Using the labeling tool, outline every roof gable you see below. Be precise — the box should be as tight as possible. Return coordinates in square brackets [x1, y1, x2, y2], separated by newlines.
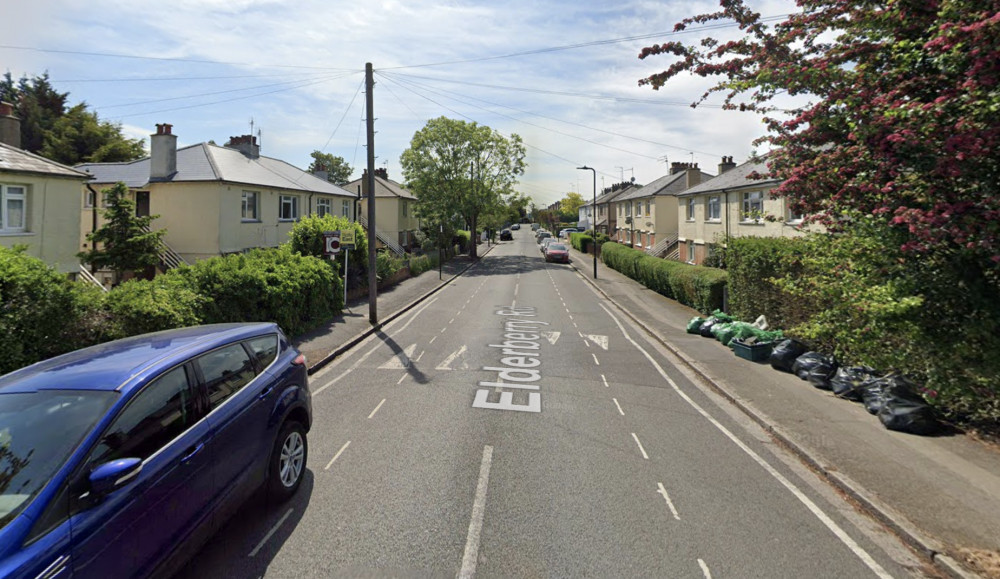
[0, 142, 91, 180]
[680, 157, 781, 196]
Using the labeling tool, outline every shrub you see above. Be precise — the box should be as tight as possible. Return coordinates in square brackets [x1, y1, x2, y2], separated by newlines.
[409, 253, 439, 276]
[375, 251, 405, 282]
[169, 246, 342, 336]
[288, 214, 367, 290]
[0, 246, 100, 374]
[724, 236, 813, 330]
[600, 242, 728, 313]
[455, 230, 472, 253]
[102, 276, 206, 339]
[569, 232, 593, 253]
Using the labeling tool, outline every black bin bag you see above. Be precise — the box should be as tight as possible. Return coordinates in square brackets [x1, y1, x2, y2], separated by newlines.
[792, 352, 829, 381]
[807, 358, 839, 390]
[878, 379, 939, 435]
[830, 366, 879, 401]
[769, 339, 808, 373]
[699, 318, 719, 338]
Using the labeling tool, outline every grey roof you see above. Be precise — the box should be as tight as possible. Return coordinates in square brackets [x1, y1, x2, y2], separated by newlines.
[0, 142, 91, 180]
[77, 143, 354, 198]
[591, 184, 640, 206]
[679, 157, 781, 196]
[344, 175, 417, 200]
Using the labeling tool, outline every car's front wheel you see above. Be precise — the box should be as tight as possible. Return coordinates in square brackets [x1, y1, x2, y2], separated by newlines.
[267, 420, 307, 502]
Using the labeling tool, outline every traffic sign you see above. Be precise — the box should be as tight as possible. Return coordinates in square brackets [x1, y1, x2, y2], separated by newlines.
[323, 230, 341, 255]
[340, 229, 356, 249]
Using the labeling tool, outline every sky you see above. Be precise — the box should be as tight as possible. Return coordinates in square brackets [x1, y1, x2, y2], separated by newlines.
[2, 0, 795, 207]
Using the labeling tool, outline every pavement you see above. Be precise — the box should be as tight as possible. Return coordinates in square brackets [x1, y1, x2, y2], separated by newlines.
[293, 241, 1000, 579]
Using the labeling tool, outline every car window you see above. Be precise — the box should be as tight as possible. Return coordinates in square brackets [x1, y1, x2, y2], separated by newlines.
[87, 366, 195, 466]
[245, 335, 278, 369]
[198, 344, 256, 409]
[0, 391, 116, 532]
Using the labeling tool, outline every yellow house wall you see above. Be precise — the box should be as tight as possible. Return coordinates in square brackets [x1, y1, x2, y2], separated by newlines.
[1, 173, 83, 273]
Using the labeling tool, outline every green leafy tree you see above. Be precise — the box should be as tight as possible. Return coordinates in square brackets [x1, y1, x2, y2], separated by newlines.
[560, 192, 586, 219]
[400, 117, 526, 259]
[0, 73, 144, 164]
[78, 182, 166, 286]
[308, 151, 353, 185]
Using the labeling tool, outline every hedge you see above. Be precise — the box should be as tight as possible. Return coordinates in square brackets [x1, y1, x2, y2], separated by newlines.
[102, 276, 206, 340]
[723, 236, 814, 330]
[169, 246, 342, 336]
[600, 242, 727, 313]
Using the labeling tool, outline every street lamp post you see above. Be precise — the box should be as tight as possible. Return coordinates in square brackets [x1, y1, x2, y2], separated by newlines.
[576, 166, 597, 279]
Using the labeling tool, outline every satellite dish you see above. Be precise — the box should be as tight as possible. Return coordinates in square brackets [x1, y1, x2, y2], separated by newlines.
[630, 177, 636, 183]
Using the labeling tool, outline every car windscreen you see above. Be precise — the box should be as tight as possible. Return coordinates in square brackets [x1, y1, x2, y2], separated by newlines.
[548, 244, 568, 251]
[0, 390, 118, 530]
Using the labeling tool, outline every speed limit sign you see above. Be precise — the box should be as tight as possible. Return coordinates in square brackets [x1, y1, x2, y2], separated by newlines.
[323, 230, 341, 255]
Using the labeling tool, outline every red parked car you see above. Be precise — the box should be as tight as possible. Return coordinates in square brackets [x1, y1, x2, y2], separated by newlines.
[545, 242, 570, 263]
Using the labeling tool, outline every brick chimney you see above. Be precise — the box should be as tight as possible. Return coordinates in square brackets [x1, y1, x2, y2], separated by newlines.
[226, 134, 260, 159]
[0, 102, 20, 148]
[150, 123, 177, 180]
[718, 156, 736, 174]
[374, 167, 388, 180]
[685, 163, 702, 189]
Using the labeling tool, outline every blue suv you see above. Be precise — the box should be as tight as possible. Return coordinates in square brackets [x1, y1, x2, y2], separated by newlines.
[0, 323, 311, 579]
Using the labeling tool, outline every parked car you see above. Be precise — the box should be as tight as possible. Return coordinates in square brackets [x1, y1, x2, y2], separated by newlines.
[510, 223, 520, 230]
[545, 242, 571, 263]
[0, 323, 311, 579]
[500, 229, 513, 241]
[540, 237, 559, 254]
[535, 230, 551, 242]
[530, 223, 539, 231]
[559, 228, 579, 238]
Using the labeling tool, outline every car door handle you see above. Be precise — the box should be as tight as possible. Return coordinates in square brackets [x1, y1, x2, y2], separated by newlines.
[258, 385, 274, 400]
[180, 442, 205, 464]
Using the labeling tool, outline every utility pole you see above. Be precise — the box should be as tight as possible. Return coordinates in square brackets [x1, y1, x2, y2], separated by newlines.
[365, 63, 377, 326]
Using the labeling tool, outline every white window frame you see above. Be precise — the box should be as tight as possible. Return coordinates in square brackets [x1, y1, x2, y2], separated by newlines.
[786, 199, 803, 223]
[687, 242, 695, 263]
[316, 197, 332, 217]
[645, 200, 651, 215]
[279, 195, 299, 221]
[84, 189, 95, 208]
[706, 195, 721, 221]
[341, 200, 351, 218]
[1, 184, 27, 232]
[241, 191, 259, 221]
[686, 198, 696, 221]
[741, 191, 764, 223]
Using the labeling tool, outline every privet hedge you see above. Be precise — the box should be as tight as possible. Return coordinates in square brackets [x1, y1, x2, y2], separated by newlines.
[600, 242, 727, 313]
[723, 236, 814, 330]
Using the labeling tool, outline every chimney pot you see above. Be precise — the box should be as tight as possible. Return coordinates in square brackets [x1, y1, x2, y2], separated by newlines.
[0, 101, 20, 147]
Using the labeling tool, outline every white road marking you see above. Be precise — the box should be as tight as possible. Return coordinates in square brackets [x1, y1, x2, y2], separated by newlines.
[613, 398, 625, 415]
[584, 340, 591, 348]
[698, 559, 712, 578]
[568, 314, 574, 320]
[416, 350, 425, 362]
[631, 432, 649, 459]
[248, 508, 293, 558]
[429, 336, 437, 344]
[368, 399, 386, 419]
[540, 331, 560, 345]
[592, 353, 600, 366]
[585, 334, 609, 350]
[598, 303, 894, 579]
[450, 318, 455, 324]
[459, 446, 494, 579]
[396, 373, 407, 385]
[440, 327, 447, 333]
[657, 482, 681, 521]
[573, 322, 578, 328]
[436, 345, 467, 370]
[313, 297, 439, 395]
[324, 441, 351, 471]
[601, 374, 610, 388]
[378, 343, 416, 369]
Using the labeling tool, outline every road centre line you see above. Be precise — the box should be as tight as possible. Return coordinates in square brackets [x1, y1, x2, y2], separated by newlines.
[396, 374, 406, 385]
[416, 350, 425, 362]
[698, 559, 712, 578]
[459, 445, 494, 579]
[313, 297, 440, 395]
[368, 399, 386, 418]
[601, 374, 610, 388]
[613, 398, 625, 415]
[657, 482, 681, 521]
[631, 432, 650, 459]
[441, 327, 447, 333]
[584, 340, 590, 348]
[248, 508, 293, 558]
[592, 353, 600, 365]
[430, 336, 437, 344]
[324, 441, 351, 470]
[597, 303, 893, 579]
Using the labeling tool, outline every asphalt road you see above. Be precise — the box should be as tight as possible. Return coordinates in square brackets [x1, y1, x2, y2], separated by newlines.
[176, 230, 932, 578]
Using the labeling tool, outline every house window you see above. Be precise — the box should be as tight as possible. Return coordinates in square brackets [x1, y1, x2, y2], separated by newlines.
[316, 198, 332, 217]
[84, 189, 95, 208]
[645, 200, 651, 215]
[101, 190, 114, 207]
[279, 195, 299, 221]
[341, 200, 351, 218]
[402, 201, 408, 217]
[742, 191, 764, 222]
[687, 242, 695, 263]
[706, 195, 721, 221]
[241, 191, 259, 221]
[1, 184, 26, 232]
[686, 198, 696, 221]
[787, 199, 803, 223]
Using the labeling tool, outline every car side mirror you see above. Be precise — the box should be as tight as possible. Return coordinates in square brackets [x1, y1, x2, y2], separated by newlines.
[89, 458, 143, 496]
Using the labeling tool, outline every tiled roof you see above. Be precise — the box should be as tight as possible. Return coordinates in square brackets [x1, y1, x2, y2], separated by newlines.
[77, 143, 355, 197]
[343, 175, 417, 200]
[0, 142, 91, 179]
[679, 157, 780, 196]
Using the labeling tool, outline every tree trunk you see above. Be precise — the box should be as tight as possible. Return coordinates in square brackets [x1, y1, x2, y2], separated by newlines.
[469, 214, 479, 260]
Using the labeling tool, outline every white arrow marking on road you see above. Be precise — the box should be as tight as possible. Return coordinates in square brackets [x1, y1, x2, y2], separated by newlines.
[378, 344, 416, 369]
[540, 331, 561, 345]
[436, 345, 467, 370]
[586, 335, 609, 350]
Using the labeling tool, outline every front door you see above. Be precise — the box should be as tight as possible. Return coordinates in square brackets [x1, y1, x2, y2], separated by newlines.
[135, 191, 150, 217]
